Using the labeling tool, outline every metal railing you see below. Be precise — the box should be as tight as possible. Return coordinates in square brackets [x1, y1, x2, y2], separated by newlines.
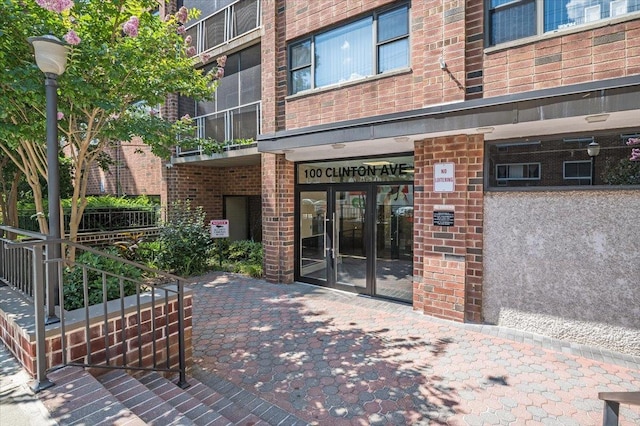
[175, 102, 261, 157]
[185, 0, 261, 56]
[0, 226, 188, 391]
[17, 207, 161, 233]
[598, 391, 640, 426]
[0, 227, 49, 300]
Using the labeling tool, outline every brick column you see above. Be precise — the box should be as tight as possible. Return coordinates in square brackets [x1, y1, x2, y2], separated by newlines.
[413, 135, 484, 322]
[262, 153, 294, 283]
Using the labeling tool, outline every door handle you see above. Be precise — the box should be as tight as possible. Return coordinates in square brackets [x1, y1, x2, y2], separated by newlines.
[332, 212, 337, 260]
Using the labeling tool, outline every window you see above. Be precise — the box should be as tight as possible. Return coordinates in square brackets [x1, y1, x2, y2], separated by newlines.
[487, 0, 640, 45]
[288, 4, 409, 94]
[496, 163, 541, 181]
[564, 161, 592, 185]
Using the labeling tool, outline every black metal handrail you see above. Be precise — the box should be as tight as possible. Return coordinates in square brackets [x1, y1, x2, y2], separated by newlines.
[598, 391, 640, 426]
[16, 207, 161, 233]
[0, 227, 50, 299]
[0, 225, 188, 391]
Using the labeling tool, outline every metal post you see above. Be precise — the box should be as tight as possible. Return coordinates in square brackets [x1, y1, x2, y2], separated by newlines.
[32, 244, 54, 392]
[45, 74, 60, 325]
[176, 279, 188, 388]
[603, 400, 619, 426]
[591, 156, 596, 186]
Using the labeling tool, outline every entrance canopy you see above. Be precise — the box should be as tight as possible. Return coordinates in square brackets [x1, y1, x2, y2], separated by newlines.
[258, 75, 640, 162]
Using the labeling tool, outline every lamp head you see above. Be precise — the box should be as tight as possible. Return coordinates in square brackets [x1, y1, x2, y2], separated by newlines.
[587, 141, 601, 157]
[28, 35, 69, 76]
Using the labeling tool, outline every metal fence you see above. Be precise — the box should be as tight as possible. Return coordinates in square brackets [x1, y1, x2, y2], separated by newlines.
[0, 225, 188, 391]
[17, 207, 161, 233]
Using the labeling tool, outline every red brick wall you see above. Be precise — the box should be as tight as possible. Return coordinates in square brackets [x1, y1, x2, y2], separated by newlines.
[464, 0, 484, 99]
[0, 292, 192, 378]
[86, 141, 163, 197]
[261, 0, 284, 134]
[166, 163, 261, 222]
[413, 135, 484, 322]
[484, 20, 640, 97]
[262, 0, 467, 133]
[261, 153, 295, 283]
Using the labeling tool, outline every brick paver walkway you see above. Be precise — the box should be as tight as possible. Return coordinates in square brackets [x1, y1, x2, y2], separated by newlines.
[189, 273, 640, 425]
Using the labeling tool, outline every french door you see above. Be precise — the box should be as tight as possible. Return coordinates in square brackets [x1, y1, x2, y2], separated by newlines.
[298, 184, 413, 301]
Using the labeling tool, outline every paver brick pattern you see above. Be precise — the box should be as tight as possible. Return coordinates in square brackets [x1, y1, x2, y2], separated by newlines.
[190, 273, 640, 425]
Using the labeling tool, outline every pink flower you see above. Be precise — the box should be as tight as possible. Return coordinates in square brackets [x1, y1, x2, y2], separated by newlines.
[199, 52, 211, 64]
[627, 137, 640, 146]
[181, 114, 191, 121]
[57, 111, 64, 120]
[216, 55, 227, 68]
[215, 67, 224, 79]
[177, 25, 186, 35]
[184, 35, 192, 45]
[122, 16, 139, 37]
[186, 46, 196, 56]
[176, 6, 189, 24]
[36, 0, 73, 13]
[631, 148, 640, 161]
[63, 30, 81, 45]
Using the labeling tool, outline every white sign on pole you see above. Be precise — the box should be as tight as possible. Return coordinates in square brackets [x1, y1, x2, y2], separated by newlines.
[434, 162, 455, 192]
[210, 219, 230, 238]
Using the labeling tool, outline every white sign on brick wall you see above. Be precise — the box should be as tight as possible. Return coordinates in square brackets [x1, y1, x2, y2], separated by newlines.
[434, 162, 455, 192]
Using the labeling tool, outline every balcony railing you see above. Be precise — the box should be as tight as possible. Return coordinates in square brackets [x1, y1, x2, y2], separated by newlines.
[176, 101, 261, 157]
[186, 0, 261, 56]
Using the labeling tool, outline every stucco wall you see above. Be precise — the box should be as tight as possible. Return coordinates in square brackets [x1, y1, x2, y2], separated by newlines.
[484, 190, 640, 355]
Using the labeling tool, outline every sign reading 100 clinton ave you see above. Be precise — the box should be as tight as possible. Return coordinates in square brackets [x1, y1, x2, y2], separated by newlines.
[298, 156, 414, 184]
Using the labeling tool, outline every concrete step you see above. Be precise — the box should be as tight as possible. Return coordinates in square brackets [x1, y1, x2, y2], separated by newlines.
[39, 366, 146, 425]
[97, 370, 195, 425]
[191, 365, 308, 426]
[138, 371, 269, 425]
[138, 372, 235, 425]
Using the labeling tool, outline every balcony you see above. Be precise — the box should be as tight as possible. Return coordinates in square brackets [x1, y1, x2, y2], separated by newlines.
[174, 101, 261, 166]
[185, 0, 261, 56]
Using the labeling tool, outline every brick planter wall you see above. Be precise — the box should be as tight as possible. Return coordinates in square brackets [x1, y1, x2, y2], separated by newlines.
[0, 287, 192, 378]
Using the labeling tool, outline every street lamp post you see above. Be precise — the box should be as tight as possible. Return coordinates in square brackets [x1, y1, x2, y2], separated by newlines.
[29, 35, 69, 324]
[587, 141, 601, 186]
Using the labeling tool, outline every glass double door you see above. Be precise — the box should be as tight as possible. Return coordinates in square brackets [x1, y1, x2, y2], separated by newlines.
[298, 184, 413, 302]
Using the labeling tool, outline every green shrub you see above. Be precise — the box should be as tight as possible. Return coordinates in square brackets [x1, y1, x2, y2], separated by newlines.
[136, 240, 162, 267]
[214, 240, 263, 278]
[18, 194, 159, 212]
[602, 158, 640, 185]
[63, 249, 142, 311]
[156, 200, 213, 276]
[227, 240, 263, 263]
[112, 232, 145, 261]
[233, 263, 263, 278]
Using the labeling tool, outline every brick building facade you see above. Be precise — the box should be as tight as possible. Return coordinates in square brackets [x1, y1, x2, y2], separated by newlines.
[85, 141, 163, 197]
[106, 1, 639, 354]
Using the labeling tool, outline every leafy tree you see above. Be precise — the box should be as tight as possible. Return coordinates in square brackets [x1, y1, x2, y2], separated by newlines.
[0, 152, 22, 227]
[0, 0, 221, 256]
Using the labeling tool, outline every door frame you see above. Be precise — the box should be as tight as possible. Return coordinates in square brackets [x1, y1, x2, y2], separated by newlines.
[330, 184, 373, 294]
[295, 183, 377, 296]
[294, 154, 415, 301]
